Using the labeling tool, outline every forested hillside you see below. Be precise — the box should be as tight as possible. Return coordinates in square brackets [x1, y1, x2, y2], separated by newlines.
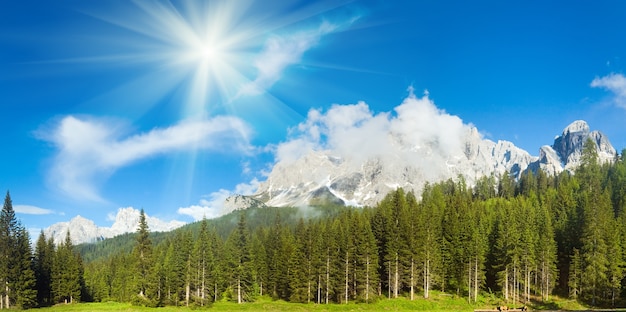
[3, 138, 626, 309]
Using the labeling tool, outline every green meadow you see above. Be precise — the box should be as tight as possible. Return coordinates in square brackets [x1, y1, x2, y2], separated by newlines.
[35, 294, 592, 312]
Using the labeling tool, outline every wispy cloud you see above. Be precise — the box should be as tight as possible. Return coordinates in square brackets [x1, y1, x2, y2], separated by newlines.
[39, 115, 253, 202]
[238, 18, 358, 97]
[177, 178, 260, 220]
[591, 73, 626, 109]
[14, 205, 55, 215]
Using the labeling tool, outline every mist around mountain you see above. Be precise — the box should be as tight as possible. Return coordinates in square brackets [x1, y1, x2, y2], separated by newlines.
[234, 94, 617, 212]
[45, 93, 618, 240]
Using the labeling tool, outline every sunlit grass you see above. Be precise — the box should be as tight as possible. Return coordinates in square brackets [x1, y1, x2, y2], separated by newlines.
[36, 295, 480, 312]
[32, 294, 602, 311]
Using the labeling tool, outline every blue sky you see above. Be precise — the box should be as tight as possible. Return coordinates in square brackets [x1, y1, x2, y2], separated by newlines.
[2, 0, 626, 232]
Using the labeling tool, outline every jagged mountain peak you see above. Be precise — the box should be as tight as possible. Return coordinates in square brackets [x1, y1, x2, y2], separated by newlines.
[550, 120, 616, 171]
[44, 207, 185, 245]
[245, 119, 617, 210]
[563, 120, 589, 134]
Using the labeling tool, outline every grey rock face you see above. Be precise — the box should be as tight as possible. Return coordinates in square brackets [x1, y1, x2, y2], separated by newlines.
[249, 120, 617, 209]
[536, 120, 616, 174]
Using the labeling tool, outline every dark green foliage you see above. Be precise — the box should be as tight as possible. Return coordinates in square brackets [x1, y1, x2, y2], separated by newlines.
[52, 231, 84, 304]
[0, 191, 37, 309]
[132, 209, 157, 306]
[70, 148, 626, 307]
[35, 232, 54, 306]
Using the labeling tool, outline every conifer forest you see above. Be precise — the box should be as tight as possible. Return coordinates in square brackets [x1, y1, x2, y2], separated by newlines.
[3, 139, 626, 309]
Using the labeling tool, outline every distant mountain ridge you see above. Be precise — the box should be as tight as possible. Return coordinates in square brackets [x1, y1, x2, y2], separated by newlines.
[44, 207, 185, 245]
[45, 119, 617, 242]
[223, 120, 616, 212]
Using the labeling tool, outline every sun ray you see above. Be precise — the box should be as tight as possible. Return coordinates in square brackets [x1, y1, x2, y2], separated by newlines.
[49, 0, 365, 204]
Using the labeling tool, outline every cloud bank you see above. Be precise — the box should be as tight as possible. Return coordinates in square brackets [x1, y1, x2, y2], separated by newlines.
[591, 73, 626, 109]
[274, 90, 471, 176]
[40, 115, 253, 202]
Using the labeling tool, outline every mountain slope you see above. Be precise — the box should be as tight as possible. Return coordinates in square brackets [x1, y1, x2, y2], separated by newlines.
[248, 119, 616, 209]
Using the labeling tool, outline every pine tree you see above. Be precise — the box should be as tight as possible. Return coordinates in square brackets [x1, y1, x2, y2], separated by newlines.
[0, 191, 19, 309]
[34, 232, 54, 306]
[52, 231, 83, 304]
[13, 227, 36, 309]
[419, 184, 444, 299]
[133, 209, 154, 304]
[231, 212, 251, 304]
[289, 219, 315, 303]
[353, 211, 379, 302]
[535, 197, 558, 301]
[191, 217, 212, 306]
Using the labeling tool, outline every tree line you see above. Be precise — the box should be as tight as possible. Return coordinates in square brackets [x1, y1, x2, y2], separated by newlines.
[3, 138, 626, 309]
[0, 191, 84, 309]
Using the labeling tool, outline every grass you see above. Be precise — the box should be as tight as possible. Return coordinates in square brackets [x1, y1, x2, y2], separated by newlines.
[32, 294, 603, 311]
[36, 295, 480, 312]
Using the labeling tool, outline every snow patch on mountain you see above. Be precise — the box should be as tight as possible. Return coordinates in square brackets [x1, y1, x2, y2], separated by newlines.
[249, 96, 617, 209]
[44, 207, 185, 245]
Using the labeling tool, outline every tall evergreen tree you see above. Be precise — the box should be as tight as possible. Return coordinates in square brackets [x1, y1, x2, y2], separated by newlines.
[52, 231, 83, 304]
[230, 212, 251, 304]
[34, 232, 54, 306]
[13, 228, 36, 309]
[133, 209, 155, 305]
[0, 191, 19, 309]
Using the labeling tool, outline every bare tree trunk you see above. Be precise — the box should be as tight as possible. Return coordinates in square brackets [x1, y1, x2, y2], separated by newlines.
[366, 255, 370, 302]
[424, 256, 430, 299]
[513, 264, 517, 305]
[345, 251, 349, 304]
[410, 257, 414, 301]
[505, 267, 509, 302]
[307, 279, 311, 304]
[237, 277, 242, 304]
[394, 253, 399, 298]
[388, 262, 391, 299]
[474, 257, 478, 303]
[468, 259, 472, 304]
[201, 265, 205, 306]
[317, 274, 321, 304]
[326, 251, 330, 304]
[186, 282, 190, 306]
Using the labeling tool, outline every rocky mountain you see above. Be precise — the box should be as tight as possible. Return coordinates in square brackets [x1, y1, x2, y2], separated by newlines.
[244, 120, 616, 208]
[44, 207, 185, 245]
[222, 194, 267, 213]
[535, 120, 616, 173]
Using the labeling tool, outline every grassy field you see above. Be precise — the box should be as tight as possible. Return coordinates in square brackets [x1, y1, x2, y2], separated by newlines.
[35, 294, 592, 311]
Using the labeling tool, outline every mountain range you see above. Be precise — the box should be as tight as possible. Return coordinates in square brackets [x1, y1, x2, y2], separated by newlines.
[244, 119, 616, 210]
[44, 117, 617, 245]
[44, 207, 185, 245]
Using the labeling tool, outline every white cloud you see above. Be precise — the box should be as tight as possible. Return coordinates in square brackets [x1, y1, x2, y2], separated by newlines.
[591, 73, 626, 108]
[177, 178, 260, 221]
[271, 90, 474, 179]
[238, 19, 354, 97]
[40, 115, 253, 202]
[14, 205, 54, 215]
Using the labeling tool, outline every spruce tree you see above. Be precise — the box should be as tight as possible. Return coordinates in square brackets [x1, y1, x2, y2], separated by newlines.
[14, 227, 36, 309]
[34, 231, 54, 306]
[52, 231, 83, 304]
[133, 209, 154, 303]
[191, 217, 212, 306]
[0, 191, 19, 308]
